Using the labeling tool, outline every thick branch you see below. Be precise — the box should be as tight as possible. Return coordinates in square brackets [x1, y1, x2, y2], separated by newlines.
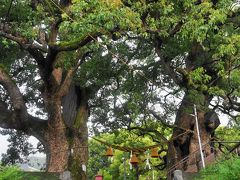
[50, 34, 98, 52]
[49, 18, 62, 44]
[0, 100, 47, 145]
[0, 102, 47, 132]
[0, 66, 47, 141]
[0, 68, 26, 114]
[28, 115, 48, 143]
[0, 29, 47, 53]
[56, 50, 91, 96]
[0, 101, 13, 129]
[27, 48, 46, 70]
[56, 68, 74, 97]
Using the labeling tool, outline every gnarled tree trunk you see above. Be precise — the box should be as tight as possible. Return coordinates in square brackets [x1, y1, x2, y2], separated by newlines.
[26, 47, 91, 179]
[38, 84, 89, 180]
[0, 0, 94, 176]
[167, 92, 219, 179]
[45, 97, 69, 172]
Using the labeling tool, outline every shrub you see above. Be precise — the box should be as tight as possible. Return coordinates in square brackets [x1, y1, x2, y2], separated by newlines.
[195, 156, 240, 180]
[0, 166, 23, 180]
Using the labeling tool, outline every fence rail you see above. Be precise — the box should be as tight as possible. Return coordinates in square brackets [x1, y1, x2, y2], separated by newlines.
[167, 140, 240, 177]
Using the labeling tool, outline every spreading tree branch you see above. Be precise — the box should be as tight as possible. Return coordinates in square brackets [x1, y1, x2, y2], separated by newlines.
[128, 126, 168, 143]
[0, 29, 48, 53]
[50, 33, 99, 52]
[0, 67, 47, 130]
[0, 100, 47, 146]
[0, 67, 47, 144]
[0, 67, 27, 116]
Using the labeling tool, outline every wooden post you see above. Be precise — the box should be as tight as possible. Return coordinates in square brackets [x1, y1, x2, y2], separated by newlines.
[194, 104, 205, 168]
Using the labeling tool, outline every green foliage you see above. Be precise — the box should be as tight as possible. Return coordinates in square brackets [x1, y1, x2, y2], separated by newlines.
[215, 126, 240, 148]
[230, 69, 240, 88]
[216, 126, 240, 140]
[0, 41, 25, 72]
[59, 0, 141, 42]
[88, 130, 167, 179]
[76, 48, 113, 87]
[190, 67, 212, 85]
[195, 156, 240, 180]
[180, 1, 229, 43]
[0, 166, 23, 180]
[0, 0, 40, 39]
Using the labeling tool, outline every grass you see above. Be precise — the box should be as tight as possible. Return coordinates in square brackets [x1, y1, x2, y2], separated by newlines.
[0, 166, 59, 180]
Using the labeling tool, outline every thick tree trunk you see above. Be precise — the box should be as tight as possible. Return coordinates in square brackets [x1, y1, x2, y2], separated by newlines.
[67, 87, 89, 180]
[46, 127, 69, 172]
[69, 104, 89, 180]
[44, 86, 89, 179]
[167, 92, 216, 179]
[0, 21, 92, 177]
[45, 98, 69, 172]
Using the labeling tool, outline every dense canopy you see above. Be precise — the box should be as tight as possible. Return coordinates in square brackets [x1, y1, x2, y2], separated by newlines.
[0, 0, 240, 179]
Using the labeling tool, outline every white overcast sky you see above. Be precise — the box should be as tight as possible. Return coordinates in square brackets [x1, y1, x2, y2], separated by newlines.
[0, 131, 45, 159]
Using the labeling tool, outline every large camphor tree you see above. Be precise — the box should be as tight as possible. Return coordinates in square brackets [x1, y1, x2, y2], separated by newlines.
[91, 0, 240, 178]
[0, 0, 141, 179]
[119, 0, 240, 177]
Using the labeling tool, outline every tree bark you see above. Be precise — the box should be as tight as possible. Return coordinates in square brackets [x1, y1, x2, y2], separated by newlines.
[45, 97, 69, 172]
[64, 86, 89, 180]
[167, 92, 215, 179]
[42, 85, 89, 179]
[69, 104, 89, 180]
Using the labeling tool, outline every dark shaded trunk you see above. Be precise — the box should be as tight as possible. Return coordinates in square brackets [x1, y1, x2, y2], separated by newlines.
[135, 165, 139, 180]
[167, 92, 218, 179]
[68, 104, 88, 180]
[62, 85, 89, 180]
